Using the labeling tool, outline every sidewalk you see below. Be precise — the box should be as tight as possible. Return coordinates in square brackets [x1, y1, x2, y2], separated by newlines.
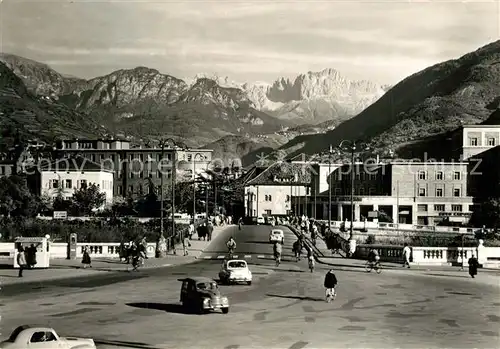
[0, 225, 230, 286]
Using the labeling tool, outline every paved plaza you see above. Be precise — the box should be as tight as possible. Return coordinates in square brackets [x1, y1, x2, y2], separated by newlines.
[1, 225, 499, 348]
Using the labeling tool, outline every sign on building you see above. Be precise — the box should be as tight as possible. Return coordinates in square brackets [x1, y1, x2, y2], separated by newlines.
[53, 211, 67, 219]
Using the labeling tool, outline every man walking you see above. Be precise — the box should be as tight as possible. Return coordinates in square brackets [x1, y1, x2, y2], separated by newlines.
[468, 253, 479, 278]
[402, 243, 411, 268]
[207, 222, 214, 241]
[17, 246, 27, 277]
[183, 235, 191, 256]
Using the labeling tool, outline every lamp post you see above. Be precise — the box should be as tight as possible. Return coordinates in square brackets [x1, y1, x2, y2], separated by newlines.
[327, 145, 334, 231]
[192, 153, 203, 221]
[338, 140, 369, 242]
[155, 138, 188, 258]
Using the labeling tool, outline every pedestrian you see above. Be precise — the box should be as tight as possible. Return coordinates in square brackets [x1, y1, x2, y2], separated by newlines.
[140, 237, 148, 259]
[468, 253, 479, 278]
[16, 246, 27, 278]
[207, 222, 214, 241]
[402, 243, 411, 268]
[82, 245, 92, 269]
[183, 235, 191, 256]
[188, 221, 195, 239]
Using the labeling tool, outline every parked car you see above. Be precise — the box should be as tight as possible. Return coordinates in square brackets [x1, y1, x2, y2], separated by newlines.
[178, 277, 230, 314]
[0, 325, 96, 348]
[269, 229, 285, 244]
[219, 259, 252, 285]
[257, 216, 265, 225]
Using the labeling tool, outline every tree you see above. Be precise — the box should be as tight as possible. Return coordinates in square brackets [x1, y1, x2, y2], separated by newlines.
[470, 198, 500, 230]
[71, 183, 106, 216]
[0, 175, 40, 217]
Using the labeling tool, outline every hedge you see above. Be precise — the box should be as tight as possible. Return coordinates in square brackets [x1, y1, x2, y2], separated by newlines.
[0, 217, 188, 244]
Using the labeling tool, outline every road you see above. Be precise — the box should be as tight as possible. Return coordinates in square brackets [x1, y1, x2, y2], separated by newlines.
[1, 225, 499, 348]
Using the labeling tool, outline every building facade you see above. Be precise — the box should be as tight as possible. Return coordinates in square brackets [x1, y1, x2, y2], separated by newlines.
[55, 139, 213, 198]
[37, 157, 114, 207]
[303, 161, 474, 225]
[452, 125, 500, 160]
[244, 161, 312, 217]
[468, 145, 500, 201]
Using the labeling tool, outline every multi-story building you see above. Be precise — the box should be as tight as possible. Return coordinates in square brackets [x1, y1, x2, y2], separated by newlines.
[0, 160, 14, 178]
[35, 157, 114, 208]
[244, 161, 312, 217]
[451, 125, 500, 160]
[468, 145, 500, 201]
[306, 161, 474, 225]
[54, 139, 213, 198]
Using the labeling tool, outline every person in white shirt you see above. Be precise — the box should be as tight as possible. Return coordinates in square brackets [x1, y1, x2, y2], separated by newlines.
[188, 222, 195, 239]
[402, 243, 411, 268]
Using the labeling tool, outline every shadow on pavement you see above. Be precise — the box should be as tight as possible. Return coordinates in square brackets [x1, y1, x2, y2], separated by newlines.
[94, 339, 160, 348]
[126, 302, 195, 315]
[244, 240, 272, 244]
[266, 293, 324, 302]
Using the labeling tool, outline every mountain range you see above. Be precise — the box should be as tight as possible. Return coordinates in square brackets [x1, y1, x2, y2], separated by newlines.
[1, 40, 498, 166]
[0, 53, 386, 148]
[276, 40, 500, 161]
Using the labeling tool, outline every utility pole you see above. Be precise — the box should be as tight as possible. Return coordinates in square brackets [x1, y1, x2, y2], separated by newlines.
[328, 148, 332, 231]
[350, 145, 355, 241]
[193, 155, 196, 221]
[172, 148, 177, 247]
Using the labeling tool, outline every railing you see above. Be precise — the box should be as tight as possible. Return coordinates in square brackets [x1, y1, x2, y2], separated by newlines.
[315, 220, 480, 235]
[355, 244, 404, 263]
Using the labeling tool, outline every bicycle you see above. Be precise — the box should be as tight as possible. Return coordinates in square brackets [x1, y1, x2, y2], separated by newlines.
[274, 252, 281, 267]
[308, 257, 315, 272]
[364, 260, 382, 273]
[325, 287, 337, 303]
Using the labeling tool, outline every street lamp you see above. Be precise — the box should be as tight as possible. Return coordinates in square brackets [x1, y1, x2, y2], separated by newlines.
[337, 140, 369, 242]
[327, 145, 334, 231]
[192, 153, 204, 221]
[155, 138, 188, 258]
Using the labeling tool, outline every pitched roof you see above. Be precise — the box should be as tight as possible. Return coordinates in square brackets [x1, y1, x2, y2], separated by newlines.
[39, 156, 113, 172]
[246, 161, 313, 186]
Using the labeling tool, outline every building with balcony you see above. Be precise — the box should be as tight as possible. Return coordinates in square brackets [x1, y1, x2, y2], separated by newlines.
[305, 161, 474, 225]
[34, 157, 114, 208]
[450, 125, 500, 160]
[54, 139, 213, 198]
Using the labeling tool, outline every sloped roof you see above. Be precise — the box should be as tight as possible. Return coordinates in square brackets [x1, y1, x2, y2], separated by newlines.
[246, 161, 313, 186]
[39, 156, 113, 172]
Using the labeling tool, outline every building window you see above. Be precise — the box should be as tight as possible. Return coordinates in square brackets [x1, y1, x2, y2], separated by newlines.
[488, 138, 496, 146]
[417, 204, 428, 212]
[129, 185, 134, 193]
[418, 188, 426, 196]
[451, 204, 462, 212]
[265, 210, 272, 215]
[187, 154, 192, 161]
[368, 187, 375, 195]
[139, 154, 144, 161]
[436, 171, 443, 180]
[65, 179, 72, 189]
[118, 186, 123, 195]
[264, 195, 268, 201]
[80, 180, 87, 189]
[286, 195, 290, 202]
[359, 187, 365, 195]
[436, 188, 443, 197]
[469, 137, 478, 146]
[434, 204, 445, 212]
[469, 205, 476, 212]
[418, 171, 426, 180]
[454, 171, 461, 180]
[453, 188, 461, 197]
[0, 166, 4, 175]
[335, 188, 341, 195]
[52, 179, 59, 189]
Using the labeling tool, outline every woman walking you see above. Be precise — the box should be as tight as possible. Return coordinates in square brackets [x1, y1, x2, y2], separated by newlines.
[82, 245, 92, 269]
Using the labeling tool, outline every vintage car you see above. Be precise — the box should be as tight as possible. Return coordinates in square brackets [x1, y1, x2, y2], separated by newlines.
[0, 325, 96, 348]
[219, 259, 252, 285]
[179, 277, 230, 314]
[269, 229, 285, 244]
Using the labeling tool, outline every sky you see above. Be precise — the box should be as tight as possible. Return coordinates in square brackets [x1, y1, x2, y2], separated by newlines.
[0, 0, 499, 85]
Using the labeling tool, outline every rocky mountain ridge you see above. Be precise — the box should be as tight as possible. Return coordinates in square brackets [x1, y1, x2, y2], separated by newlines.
[275, 40, 500, 160]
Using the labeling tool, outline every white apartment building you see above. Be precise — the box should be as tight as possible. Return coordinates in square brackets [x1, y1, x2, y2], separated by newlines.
[39, 157, 114, 208]
[456, 125, 500, 160]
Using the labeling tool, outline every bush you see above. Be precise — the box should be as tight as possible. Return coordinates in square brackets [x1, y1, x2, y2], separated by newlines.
[365, 234, 376, 244]
[0, 217, 188, 243]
